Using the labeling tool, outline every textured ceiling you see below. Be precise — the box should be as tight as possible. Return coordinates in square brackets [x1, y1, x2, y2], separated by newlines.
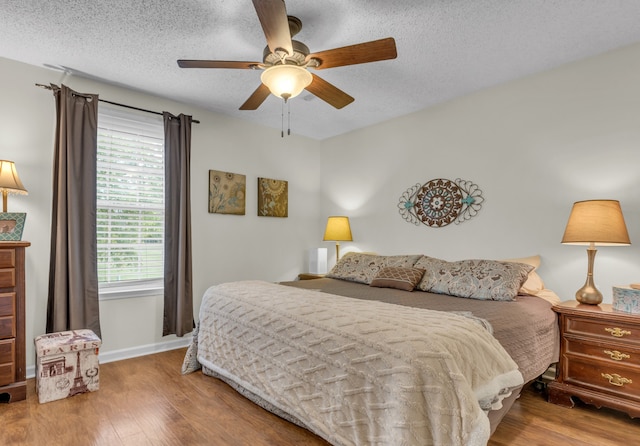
[2, 1, 640, 140]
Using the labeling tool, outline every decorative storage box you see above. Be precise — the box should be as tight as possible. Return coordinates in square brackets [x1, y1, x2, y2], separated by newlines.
[612, 286, 640, 314]
[34, 329, 101, 403]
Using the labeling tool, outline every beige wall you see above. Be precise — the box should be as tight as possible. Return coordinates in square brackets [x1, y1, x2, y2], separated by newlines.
[321, 42, 640, 302]
[3, 41, 640, 371]
[0, 57, 323, 370]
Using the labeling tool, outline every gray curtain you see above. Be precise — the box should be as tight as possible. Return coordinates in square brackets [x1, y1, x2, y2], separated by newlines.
[47, 84, 101, 338]
[163, 112, 194, 337]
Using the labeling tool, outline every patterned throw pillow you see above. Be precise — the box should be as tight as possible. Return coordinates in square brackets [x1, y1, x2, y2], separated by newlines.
[502, 255, 545, 295]
[327, 253, 422, 284]
[414, 256, 534, 301]
[370, 266, 426, 291]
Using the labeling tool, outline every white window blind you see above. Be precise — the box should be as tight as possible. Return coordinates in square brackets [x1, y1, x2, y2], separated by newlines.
[97, 106, 164, 293]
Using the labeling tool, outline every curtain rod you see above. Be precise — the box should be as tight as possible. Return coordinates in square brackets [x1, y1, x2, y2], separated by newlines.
[35, 83, 200, 124]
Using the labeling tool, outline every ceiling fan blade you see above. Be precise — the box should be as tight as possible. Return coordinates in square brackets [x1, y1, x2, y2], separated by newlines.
[239, 83, 272, 110]
[177, 60, 261, 69]
[305, 74, 354, 109]
[307, 37, 397, 69]
[252, 0, 293, 56]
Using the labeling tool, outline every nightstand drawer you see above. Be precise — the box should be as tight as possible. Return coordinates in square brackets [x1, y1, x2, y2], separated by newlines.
[565, 355, 640, 401]
[565, 339, 640, 367]
[566, 317, 640, 346]
[0, 339, 15, 387]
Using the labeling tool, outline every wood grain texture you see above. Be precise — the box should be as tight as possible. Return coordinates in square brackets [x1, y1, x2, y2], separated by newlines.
[0, 242, 28, 403]
[2, 348, 640, 445]
[307, 38, 397, 70]
[305, 74, 354, 109]
[239, 83, 272, 110]
[548, 301, 640, 418]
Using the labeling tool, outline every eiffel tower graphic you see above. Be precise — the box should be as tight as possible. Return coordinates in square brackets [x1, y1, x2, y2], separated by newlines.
[67, 331, 90, 397]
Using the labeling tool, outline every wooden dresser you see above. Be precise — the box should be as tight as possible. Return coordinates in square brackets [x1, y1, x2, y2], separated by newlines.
[548, 300, 640, 417]
[0, 241, 30, 403]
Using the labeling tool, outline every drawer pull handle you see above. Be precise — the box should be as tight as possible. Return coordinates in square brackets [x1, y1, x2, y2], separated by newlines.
[601, 373, 632, 387]
[605, 327, 631, 338]
[604, 350, 630, 361]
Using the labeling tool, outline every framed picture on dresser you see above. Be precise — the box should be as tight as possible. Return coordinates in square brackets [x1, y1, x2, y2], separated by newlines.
[0, 213, 26, 241]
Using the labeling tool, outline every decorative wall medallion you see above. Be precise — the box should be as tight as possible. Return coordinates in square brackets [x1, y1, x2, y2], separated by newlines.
[398, 178, 484, 227]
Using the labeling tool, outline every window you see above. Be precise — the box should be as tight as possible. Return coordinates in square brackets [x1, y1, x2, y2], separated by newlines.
[96, 106, 165, 299]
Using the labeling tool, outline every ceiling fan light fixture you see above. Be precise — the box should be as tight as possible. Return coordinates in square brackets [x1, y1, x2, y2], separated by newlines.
[260, 65, 312, 101]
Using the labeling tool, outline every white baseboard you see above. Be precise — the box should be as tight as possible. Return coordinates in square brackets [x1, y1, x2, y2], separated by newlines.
[26, 335, 191, 379]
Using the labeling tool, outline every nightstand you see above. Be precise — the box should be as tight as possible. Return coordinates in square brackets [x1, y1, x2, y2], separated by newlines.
[297, 273, 325, 280]
[548, 300, 640, 418]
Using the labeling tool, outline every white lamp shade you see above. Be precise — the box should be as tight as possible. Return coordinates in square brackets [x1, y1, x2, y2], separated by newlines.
[561, 199, 630, 246]
[260, 65, 313, 100]
[0, 160, 27, 195]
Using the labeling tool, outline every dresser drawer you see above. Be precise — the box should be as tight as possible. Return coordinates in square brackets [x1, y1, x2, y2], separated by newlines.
[0, 249, 15, 269]
[0, 339, 15, 387]
[565, 338, 640, 367]
[0, 292, 15, 317]
[0, 268, 15, 288]
[565, 355, 640, 402]
[566, 316, 640, 346]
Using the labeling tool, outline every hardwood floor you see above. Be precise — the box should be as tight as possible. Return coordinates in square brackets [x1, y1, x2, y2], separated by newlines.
[1, 348, 639, 445]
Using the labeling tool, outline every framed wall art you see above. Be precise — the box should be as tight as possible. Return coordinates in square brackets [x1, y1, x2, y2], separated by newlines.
[257, 177, 288, 217]
[0, 212, 26, 241]
[208, 170, 246, 215]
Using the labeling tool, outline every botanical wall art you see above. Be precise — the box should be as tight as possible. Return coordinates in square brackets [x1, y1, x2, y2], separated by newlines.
[398, 178, 483, 227]
[257, 177, 288, 217]
[209, 170, 246, 215]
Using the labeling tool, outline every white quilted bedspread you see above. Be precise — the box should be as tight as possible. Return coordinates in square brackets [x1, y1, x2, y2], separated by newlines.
[189, 280, 523, 446]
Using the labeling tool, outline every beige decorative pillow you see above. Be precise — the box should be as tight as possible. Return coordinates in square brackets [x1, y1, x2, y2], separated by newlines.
[370, 267, 426, 291]
[327, 253, 422, 285]
[414, 256, 534, 301]
[502, 255, 545, 295]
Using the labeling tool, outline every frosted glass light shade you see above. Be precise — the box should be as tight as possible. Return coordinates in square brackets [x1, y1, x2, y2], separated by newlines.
[562, 200, 630, 246]
[261, 65, 312, 100]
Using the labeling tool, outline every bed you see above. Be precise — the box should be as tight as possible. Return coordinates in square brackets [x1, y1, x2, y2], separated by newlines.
[182, 253, 560, 446]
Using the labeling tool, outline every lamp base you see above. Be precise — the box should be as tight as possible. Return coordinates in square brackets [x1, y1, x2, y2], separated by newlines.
[575, 284, 603, 305]
[575, 245, 603, 305]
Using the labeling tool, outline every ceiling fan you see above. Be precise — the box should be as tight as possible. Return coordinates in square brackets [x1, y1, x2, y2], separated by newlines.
[177, 0, 397, 110]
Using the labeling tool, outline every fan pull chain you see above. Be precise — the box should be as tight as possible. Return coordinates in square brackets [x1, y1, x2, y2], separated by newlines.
[281, 100, 284, 138]
[280, 99, 292, 137]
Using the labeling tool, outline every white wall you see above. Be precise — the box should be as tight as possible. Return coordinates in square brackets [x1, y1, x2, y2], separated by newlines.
[0, 57, 323, 369]
[4, 41, 640, 370]
[322, 42, 640, 302]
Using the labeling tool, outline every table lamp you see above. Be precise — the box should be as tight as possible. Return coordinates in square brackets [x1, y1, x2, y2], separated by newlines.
[323, 216, 352, 262]
[0, 160, 27, 212]
[561, 199, 630, 304]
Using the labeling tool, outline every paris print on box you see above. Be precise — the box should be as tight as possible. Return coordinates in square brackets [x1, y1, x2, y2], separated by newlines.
[209, 170, 246, 215]
[258, 177, 288, 217]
